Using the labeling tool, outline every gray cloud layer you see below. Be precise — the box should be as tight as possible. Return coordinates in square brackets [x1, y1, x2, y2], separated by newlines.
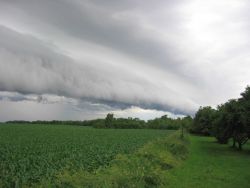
[0, 25, 197, 114]
[0, 0, 250, 120]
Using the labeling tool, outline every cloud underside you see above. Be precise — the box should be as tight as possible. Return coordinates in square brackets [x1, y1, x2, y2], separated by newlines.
[0, 24, 197, 115]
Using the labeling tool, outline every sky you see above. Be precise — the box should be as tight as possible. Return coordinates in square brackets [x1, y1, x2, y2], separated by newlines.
[0, 0, 249, 121]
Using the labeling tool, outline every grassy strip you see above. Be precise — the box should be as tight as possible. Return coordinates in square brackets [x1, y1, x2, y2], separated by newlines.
[39, 131, 189, 188]
[165, 136, 250, 188]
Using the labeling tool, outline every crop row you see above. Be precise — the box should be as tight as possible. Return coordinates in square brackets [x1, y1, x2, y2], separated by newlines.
[0, 124, 172, 187]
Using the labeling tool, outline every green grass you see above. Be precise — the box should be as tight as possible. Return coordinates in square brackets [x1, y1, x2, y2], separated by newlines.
[2, 124, 249, 188]
[166, 136, 250, 188]
[53, 131, 189, 188]
[0, 124, 172, 187]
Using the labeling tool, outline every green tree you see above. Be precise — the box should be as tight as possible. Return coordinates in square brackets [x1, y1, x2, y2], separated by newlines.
[239, 86, 250, 136]
[191, 106, 216, 136]
[105, 113, 114, 128]
[235, 86, 250, 149]
[213, 95, 248, 149]
[213, 100, 241, 145]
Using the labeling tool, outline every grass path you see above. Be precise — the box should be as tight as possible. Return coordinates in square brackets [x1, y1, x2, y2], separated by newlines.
[166, 136, 250, 188]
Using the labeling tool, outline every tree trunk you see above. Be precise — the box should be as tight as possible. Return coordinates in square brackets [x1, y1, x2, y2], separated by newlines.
[238, 142, 242, 150]
[232, 137, 236, 148]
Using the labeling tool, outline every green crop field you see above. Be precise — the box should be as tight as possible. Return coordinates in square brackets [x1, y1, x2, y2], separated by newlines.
[0, 124, 172, 187]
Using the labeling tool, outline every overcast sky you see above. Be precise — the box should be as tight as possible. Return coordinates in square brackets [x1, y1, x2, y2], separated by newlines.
[0, 0, 249, 121]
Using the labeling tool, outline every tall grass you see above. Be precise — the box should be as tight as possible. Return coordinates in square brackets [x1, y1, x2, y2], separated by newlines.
[50, 131, 189, 188]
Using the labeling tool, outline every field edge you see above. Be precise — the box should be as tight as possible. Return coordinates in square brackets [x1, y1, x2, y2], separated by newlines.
[37, 131, 189, 188]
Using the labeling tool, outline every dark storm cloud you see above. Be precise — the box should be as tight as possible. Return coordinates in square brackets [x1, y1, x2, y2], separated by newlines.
[0, 25, 197, 114]
[0, 92, 29, 102]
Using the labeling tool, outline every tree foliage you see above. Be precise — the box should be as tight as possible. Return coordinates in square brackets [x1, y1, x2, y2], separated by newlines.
[86, 114, 192, 130]
[191, 106, 216, 136]
[190, 86, 250, 150]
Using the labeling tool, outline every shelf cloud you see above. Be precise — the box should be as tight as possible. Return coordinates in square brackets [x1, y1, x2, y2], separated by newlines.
[0, 0, 250, 120]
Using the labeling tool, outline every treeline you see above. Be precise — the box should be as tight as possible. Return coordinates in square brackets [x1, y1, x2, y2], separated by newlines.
[6, 120, 86, 126]
[6, 115, 193, 130]
[190, 86, 250, 150]
[85, 114, 193, 130]
[147, 115, 192, 130]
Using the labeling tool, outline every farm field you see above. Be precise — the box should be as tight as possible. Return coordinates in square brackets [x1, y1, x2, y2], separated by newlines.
[166, 136, 250, 188]
[0, 124, 173, 187]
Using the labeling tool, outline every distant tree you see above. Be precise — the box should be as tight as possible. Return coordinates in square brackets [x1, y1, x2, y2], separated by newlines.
[105, 113, 114, 128]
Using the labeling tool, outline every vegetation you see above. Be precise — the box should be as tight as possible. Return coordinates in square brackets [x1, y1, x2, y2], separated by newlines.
[6, 114, 193, 130]
[51, 131, 189, 188]
[166, 136, 250, 188]
[6, 120, 87, 126]
[0, 124, 172, 187]
[147, 115, 192, 130]
[190, 106, 216, 136]
[190, 86, 250, 150]
[92, 115, 146, 129]
[2, 86, 250, 187]
[89, 114, 192, 130]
